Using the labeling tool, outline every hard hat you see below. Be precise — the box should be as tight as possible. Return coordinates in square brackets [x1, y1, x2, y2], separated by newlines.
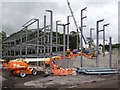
[67, 49, 70, 50]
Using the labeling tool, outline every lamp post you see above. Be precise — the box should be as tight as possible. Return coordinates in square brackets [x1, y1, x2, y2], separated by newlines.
[96, 19, 104, 67]
[103, 23, 109, 57]
[81, 7, 87, 67]
[56, 20, 61, 52]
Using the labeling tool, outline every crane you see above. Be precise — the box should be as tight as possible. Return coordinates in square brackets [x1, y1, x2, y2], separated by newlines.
[66, 0, 87, 44]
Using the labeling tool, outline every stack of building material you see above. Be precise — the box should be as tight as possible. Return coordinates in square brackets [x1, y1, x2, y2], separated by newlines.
[77, 67, 118, 75]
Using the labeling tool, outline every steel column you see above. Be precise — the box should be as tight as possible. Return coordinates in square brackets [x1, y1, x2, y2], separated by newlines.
[25, 27, 28, 58]
[67, 16, 71, 49]
[46, 10, 53, 71]
[37, 19, 39, 68]
[20, 33, 22, 58]
[109, 37, 112, 68]
[56, 20, 61, 52]
[96, 19, 104, 67]
[103, 24, 109, 57]
[80, 7, 87, 67]
[44, 15, 46, 57]
[58, 23, 69, 68]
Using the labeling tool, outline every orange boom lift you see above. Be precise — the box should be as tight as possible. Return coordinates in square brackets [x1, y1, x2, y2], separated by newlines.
[7, 50, 96, 77]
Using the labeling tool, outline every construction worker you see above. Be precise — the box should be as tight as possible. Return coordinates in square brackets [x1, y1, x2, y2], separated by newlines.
[73, 49, 77, 54]
[66, 49, 71, 57]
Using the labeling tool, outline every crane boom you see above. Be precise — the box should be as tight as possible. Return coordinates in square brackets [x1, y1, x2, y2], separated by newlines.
[66, 0, 87, 44]
[67, 0, 79, 32]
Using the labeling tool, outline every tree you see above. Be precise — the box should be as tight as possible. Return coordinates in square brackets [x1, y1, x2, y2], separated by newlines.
[1, 31, 7, 40]
[69, 31, 78, 50]
[70, 31, 77, 36]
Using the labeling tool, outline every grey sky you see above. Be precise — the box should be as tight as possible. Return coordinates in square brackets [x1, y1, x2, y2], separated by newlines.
[1, 0, 119, 45]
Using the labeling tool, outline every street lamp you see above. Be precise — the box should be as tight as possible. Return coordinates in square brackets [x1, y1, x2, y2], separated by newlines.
[103, 23, 109, 57]
[96, 19, 104, 67]
[56, 20, 61, 52]
[80, 7, 87, 67]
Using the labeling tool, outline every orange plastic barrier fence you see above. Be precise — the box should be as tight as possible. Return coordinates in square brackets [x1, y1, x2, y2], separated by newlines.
[2, 63, 8, 68]
[52, 68, 73, 76]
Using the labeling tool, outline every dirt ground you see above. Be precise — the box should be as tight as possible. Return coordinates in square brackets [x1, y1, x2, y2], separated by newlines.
[1, 49, 119, 89]
[1, 68, 119, 89]
[1, 69, 45, 88]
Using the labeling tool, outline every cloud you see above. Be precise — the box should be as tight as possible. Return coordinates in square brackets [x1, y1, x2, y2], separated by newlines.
[1, 0, 119, 44]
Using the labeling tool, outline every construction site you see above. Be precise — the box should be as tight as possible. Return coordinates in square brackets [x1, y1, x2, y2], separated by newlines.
[0, 0, 120, 89]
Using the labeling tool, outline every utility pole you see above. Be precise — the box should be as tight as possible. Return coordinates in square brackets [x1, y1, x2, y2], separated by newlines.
[103, 23, 109, 57]
[67, 15, 72, 49]
[96, 19, 104, 67]
[56, 20, 61, 52]
[81, 7, 87, 67]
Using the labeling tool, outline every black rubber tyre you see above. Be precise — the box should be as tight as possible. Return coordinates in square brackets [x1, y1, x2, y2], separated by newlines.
[19, 70, 26, 78]
[32, 68, 37, 75]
